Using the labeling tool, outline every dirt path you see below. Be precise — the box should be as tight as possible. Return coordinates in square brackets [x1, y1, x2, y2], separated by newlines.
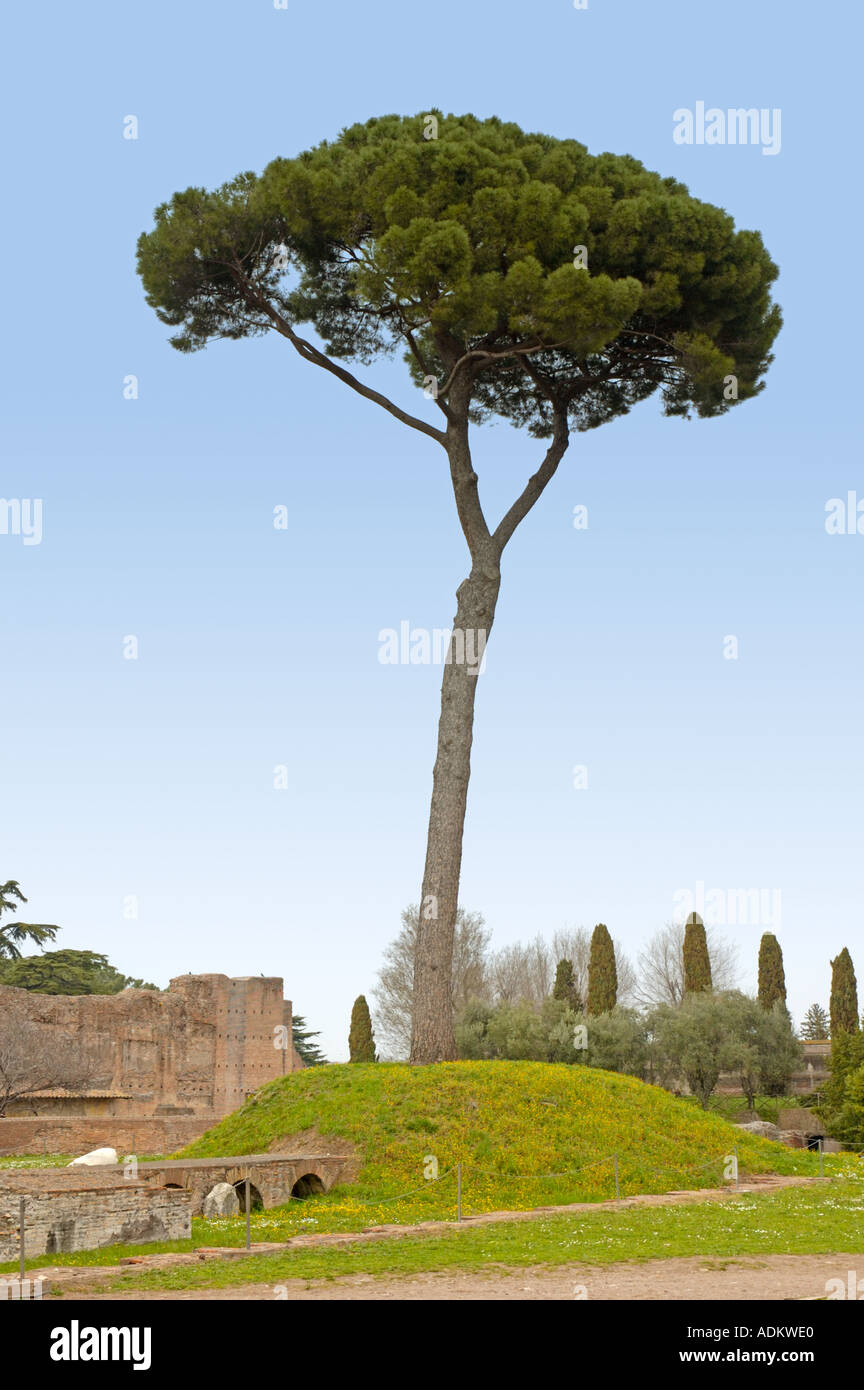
[76, 1251, 863, 1301]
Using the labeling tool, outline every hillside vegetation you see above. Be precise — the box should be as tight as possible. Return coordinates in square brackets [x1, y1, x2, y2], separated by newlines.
[178, 1061, 828, 1222]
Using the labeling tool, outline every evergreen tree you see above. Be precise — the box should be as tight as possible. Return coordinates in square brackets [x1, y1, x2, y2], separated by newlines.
[800, 1003, 830, 1041]
[0, 880, 58, 960]
[818, 1029, 864, 1143]
[552, 957, 581, 1010]
[348, 995, 377, 1062]
[138, 115, 780, 1064]
[0, 949, 156, 995]
[586, 924, 617, 1016]
[291, 1014, 328, 1066]
[757, 933, 786, 1011]
[829, 948, 859, 1036]
[683, 913, 712, 994]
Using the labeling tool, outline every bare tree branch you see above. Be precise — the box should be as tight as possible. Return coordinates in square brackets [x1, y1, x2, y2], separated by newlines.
[233, 268, 447, 446]
[493, 405, 570, 552]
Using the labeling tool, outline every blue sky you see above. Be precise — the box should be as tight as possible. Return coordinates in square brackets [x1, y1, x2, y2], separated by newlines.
[1, 0, 860, 1060]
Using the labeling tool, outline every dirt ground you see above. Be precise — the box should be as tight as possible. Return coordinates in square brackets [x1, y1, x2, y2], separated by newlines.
[78, 1251, 863, 1300]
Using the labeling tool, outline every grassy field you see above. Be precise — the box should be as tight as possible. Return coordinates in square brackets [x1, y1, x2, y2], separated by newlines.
[56, 1179, 864, 1295]
[3, 1062, 857, 1278]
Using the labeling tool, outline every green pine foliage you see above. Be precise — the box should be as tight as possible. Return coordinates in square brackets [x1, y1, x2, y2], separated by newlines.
[829, 948, 859, 1036]
[757, 933, 786, 1010]
[552, 958, 581, 1010]
[0, 949, 156, 994]
[292, 1014, 328, 1066]
[138, 113, 781, 434]
[348, 995, 377, 1063]
[586, 924, 617, 1015]
[683, 913, 712, 994]
[800, 1003, 830, 1041]
[818, 1030, 864, 1146]
[0, 879, 58, 960]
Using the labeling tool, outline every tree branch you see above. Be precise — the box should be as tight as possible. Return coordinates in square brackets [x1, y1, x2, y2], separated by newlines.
[234, 268, 447, 446]
[437, 337, 571, 399]
[493, 406, 570, 553]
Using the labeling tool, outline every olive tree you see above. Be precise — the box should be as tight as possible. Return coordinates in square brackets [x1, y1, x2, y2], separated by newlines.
[138, 113, 780, 1062]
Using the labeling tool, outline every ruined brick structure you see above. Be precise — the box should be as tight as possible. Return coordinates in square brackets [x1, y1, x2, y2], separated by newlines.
[0, 1169, 192, 1261]
[0, 974, 305, 1155]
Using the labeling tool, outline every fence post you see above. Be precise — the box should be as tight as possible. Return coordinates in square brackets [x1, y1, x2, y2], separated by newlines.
[456, 1163, 462, 1223]
[245, 1174, 251, 1249]
[19, 1197, 26, 1294]
[818, 1138, 824, 1178]
[613, 1154, 620, 1202]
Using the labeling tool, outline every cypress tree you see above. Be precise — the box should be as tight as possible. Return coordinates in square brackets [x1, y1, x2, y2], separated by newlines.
[683, 912, 712, 994]
[348, 995, 377, 1062]
[757, 933, 786, 1010]
[553, 958, 580, 1008]
[586, 924, 617, 1016]
[829, 949, 860, 1036]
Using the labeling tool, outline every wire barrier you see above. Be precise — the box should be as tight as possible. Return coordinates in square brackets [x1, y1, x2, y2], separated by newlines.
[220, 1138, 862, 1247]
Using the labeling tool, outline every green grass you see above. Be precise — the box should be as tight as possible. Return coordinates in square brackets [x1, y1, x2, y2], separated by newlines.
[0, 1153, 169, 1169]
[175, 1061, 837, 1220]
[5, 1062, 857, 1276]
[69, 1180, 864, 1295]
[0, 1153, 72, 1169]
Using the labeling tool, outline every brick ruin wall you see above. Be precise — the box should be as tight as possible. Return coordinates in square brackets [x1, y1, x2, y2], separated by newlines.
[0, 1172, 191, 1261]
[0, 1116, 207, 1157]
[0, 973, 305, 1154]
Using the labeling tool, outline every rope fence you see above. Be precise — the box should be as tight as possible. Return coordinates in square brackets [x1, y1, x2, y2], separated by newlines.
[226, 1136, 862, 1244]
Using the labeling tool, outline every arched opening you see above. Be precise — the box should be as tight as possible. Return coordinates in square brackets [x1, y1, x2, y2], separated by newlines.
[232, 1180, 264, 1211]
[291, 1172, 326, 1199]
[805, 1135, 823, 1152]
[164, 1182, 184, 1189]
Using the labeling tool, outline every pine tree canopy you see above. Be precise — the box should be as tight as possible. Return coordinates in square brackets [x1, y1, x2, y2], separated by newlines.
[137, 112, 781, 438]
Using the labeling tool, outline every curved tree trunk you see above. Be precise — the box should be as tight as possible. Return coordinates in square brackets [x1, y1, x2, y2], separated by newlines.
[409, 563, 501, 1063]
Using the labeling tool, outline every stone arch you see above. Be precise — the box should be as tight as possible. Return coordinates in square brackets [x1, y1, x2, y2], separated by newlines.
[291, 1172, 326, 1199]
[232, 1178, 264, 1211]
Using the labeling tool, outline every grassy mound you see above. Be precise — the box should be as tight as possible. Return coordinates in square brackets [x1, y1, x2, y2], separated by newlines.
[177, 1061, 826, 1226]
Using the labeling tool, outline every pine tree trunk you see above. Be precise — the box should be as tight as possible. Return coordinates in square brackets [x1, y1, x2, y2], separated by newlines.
[409, 563, 501, 1063]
